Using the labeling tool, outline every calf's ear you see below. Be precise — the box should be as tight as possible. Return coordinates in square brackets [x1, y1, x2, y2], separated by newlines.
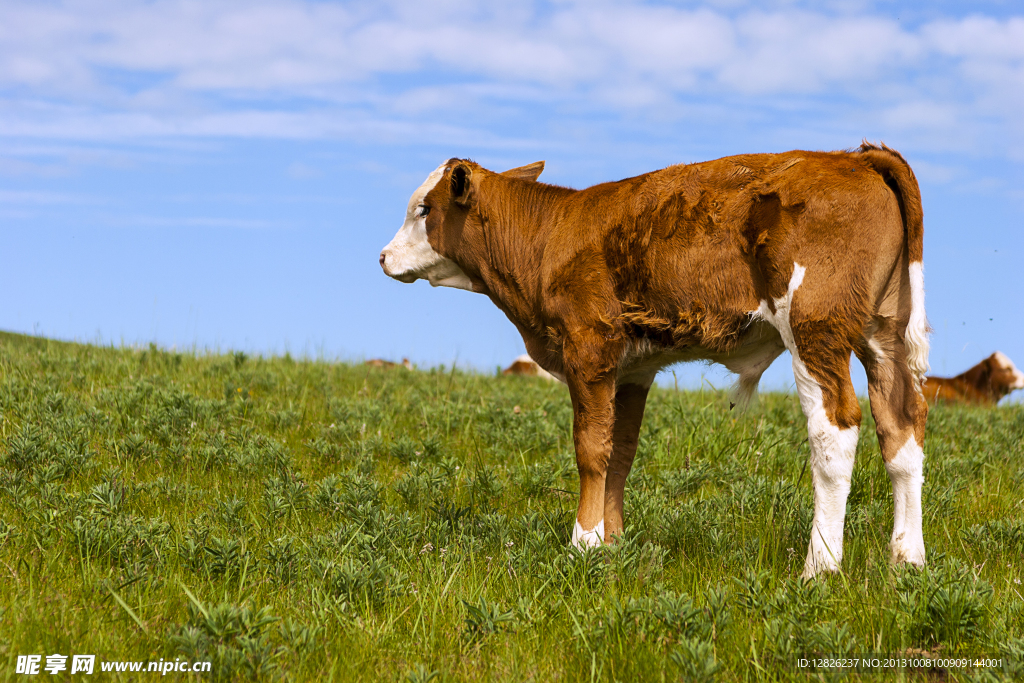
[501, 160, 545, 181]
[451, 163, 476, 207]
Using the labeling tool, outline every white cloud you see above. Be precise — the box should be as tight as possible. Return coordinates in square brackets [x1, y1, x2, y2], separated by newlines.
[923, 15, 1024, 59]
[285, 161, 320, 179]
[719, 11, 922, 93]
[0, 1, 1022, 158]
[111, 214, 283, 229]
[881, 100, 960, 132]
[0, 189, 97, 204]
[901, 159, 958, 184]
[556, 6, 736, 83]
[0, 155, 73, 177]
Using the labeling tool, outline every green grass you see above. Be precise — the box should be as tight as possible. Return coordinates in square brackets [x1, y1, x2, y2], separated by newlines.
[0, 329, 1022, 681]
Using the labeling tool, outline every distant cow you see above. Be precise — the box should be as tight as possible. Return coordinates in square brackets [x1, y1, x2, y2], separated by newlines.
[923, 352, 1024, 405]
[381, 144, 929, 578]
[503, 354, 557, 381]
[364, 358, 412, 370]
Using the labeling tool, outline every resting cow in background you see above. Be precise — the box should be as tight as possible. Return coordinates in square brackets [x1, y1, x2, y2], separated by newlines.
[364, 358, 412, 370]
[380, 143, 930, 578]
[923, 352, 1024, 405]
[503, 354, 558, 381]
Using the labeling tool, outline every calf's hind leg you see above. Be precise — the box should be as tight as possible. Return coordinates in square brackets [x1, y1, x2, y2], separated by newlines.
[788, 345, 862, 578]
[758, 264, 862, 577]
[856, 324, 928, 566]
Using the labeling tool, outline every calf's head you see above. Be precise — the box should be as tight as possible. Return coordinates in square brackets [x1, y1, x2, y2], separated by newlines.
[379, 159, 544, 290]
[986, 351, 1024, 398]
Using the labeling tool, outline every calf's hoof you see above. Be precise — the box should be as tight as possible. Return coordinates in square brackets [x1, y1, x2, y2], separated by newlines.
[801, 534, 843, 579]
[800, 557, 842, 580]
[889, 535, 926, 567]
[571, 519, 604, 549]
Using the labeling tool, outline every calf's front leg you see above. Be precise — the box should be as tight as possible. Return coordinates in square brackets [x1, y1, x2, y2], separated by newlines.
[603, 383, 651, 540]
[567, 374, 617, 549]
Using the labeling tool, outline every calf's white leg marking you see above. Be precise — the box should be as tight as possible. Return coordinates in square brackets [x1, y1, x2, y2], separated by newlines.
[886, 434, 926, 565]
[754, 264, 858, 578]
[572, 519, 604, 549]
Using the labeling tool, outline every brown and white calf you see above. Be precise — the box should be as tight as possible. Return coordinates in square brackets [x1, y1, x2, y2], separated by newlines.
[380, 144, 930, 577]
[503, 354, 558, 381]
[923, 352, 1024, 405]
[365, 357, 413, 370]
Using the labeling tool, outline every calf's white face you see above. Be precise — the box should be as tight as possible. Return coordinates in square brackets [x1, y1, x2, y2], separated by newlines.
[994, 351, 1024, 390]
[379, 163, 474, 291]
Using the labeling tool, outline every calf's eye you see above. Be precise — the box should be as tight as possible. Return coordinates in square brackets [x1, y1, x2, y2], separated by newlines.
[418, 205, 431, 217]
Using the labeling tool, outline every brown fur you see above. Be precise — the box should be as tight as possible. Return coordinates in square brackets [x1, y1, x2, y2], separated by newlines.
[502, 359, 541, 376]
[502, 356, 554, 379]
[407, 145, 927, 536]
[364, 358, 411, 370]
[923, 353, 1023, 405]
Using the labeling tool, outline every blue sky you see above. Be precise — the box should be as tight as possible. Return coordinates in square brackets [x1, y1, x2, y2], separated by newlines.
[2, 0, 1022, 397]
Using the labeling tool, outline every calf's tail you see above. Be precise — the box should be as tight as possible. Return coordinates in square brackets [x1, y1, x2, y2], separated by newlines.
[858, 141, 929, 385]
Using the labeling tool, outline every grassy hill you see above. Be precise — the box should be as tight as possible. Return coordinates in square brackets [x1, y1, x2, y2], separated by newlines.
[1, 330, 1021, 681]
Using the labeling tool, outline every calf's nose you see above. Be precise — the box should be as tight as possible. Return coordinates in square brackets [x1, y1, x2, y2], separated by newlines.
[379, 251, 387, 269]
